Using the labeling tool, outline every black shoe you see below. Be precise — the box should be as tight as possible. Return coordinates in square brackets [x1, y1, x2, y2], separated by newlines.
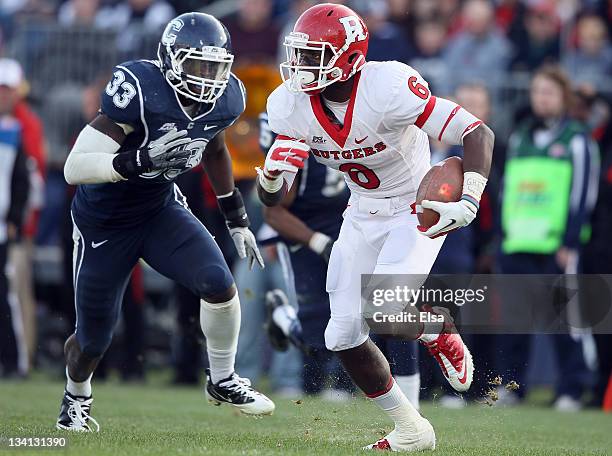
[205, 369, 275, 415]
[56, 390, 99, 432]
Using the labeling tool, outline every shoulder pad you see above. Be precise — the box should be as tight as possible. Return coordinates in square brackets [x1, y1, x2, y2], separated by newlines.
[100, 61, 146, 126]
[266, 84, 299, 134]
[224, 73, 247, 120]
[360, 61, 423, 112]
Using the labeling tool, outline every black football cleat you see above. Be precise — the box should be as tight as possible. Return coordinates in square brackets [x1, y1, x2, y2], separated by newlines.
[56, 390, 99, 432]
[264, 289, 290, 352]
[205, 369, 275, 416]
[264, 289, 312, 355]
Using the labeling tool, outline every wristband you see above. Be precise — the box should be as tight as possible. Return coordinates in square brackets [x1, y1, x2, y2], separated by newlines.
[308, 232, 331, 254]
[217, 188, 250, 228]
[256, 167, 284, 193]
[462, 171, 487, 202]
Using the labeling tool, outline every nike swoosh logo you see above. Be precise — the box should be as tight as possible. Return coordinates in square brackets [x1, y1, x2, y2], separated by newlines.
[355, 136, 368, 144]
[369, 210, 379, 215]
[440, 218, 456, 232]
[91, 240, 108, 249]
[203, 125, 217, 131]
[457, 357, 468, 384]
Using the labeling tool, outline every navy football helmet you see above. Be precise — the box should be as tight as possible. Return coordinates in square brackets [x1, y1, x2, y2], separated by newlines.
[158, 12, 234, 104]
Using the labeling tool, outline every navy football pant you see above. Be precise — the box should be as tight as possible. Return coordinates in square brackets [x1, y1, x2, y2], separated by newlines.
[71, 200, 234, 358]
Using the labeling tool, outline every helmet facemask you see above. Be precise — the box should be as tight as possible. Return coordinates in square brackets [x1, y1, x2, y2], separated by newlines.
[280, 32, 344, 93]
[159, 44, 234, 103]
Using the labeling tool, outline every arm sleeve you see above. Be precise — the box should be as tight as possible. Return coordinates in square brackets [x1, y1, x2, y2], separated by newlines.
[8, 145, 30, 230]
[382, 66, 482, 145]
[64, 125, 125, 185]
[563, 134, 600, 248]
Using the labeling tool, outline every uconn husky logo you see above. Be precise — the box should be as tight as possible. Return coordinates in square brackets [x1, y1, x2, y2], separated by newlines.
[338, 16, 367, 44]
[141, 138, 207, 181]
[161, 19, 184, 46]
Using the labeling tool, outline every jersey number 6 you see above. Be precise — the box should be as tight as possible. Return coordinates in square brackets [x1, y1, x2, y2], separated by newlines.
[106, 70, 137, 109]
[339, 163, 380, 190]
[408, 76, 430, 100]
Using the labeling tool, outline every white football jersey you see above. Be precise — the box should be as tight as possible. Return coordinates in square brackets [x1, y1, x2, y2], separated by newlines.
[266, 61, 481, 199]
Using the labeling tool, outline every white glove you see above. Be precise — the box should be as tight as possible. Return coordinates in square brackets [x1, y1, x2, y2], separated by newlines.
[229, 226, 265, 270]
[418, 198, 478, 238]
[258, 137, 309, 192]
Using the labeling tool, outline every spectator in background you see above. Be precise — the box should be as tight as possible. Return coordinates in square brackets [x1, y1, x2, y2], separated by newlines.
[410, 18, 449, 94]
[57, 0, 102, 27]
[562, 14, 612, 92]
[97, 0, 175, 56]
[385, 0, 413, 36]
[442, 0, 512, 97]
[511, 2, 560, 72]
[352, 0, 414, 63]
[0, 58, 46, 371]
[224, 0, 280, 65]
[0, 58, 30, 377]
[495, 0, 527, 36]
[496, 66, 599, 411]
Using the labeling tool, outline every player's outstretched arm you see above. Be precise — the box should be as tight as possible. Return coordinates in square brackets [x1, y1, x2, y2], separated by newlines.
[203, 133, 264, 269]
[256, 136, 309, 207]
[64, 115, 193, 185]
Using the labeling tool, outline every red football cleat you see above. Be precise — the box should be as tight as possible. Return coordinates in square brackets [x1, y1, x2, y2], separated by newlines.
[421, 306, 474, 392]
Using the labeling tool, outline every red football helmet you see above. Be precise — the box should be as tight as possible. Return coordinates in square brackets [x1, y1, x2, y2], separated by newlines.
[280, 3, 369, 95]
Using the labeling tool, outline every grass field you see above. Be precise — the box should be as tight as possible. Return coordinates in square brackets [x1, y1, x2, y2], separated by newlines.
[1, 377, 611, 456]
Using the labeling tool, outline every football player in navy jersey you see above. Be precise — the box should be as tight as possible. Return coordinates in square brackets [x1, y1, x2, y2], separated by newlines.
[57, 13, 274, 431]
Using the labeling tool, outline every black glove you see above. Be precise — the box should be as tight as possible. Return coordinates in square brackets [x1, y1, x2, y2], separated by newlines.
[113, 128, 192, 178]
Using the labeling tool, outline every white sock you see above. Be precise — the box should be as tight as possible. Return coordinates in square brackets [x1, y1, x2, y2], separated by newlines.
[65, 367, 92, 397]
[368, 378, 421, 430]
[418, 320, 443, 343]
[201, 294, 241, 384]
[394, 374, 421, 410]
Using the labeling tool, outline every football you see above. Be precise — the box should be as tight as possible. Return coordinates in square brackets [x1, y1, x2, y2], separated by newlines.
[416, 156, 464, 229]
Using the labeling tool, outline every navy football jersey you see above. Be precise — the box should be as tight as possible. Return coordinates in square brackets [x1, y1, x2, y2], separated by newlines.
[72, 59, 246, 227]
[259, 113, 349, 240]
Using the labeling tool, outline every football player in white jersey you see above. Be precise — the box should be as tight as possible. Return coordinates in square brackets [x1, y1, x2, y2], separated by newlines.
[257, 4, 494, 451]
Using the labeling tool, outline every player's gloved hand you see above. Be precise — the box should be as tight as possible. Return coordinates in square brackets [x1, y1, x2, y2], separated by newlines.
[308, 232, 334, 263]
[229, 226, 265, 270]
[417, 197, 478, 238]
[418, 171, 488, 238]
[113, 128, 192, 178]
[217, 188, 265, 270]
[258, 137, 309, 193]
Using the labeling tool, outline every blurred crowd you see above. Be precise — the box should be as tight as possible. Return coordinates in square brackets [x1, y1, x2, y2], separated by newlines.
[0, 0, 611, 412]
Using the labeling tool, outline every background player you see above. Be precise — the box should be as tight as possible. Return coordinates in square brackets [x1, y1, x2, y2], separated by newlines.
[57, 12, 274, 431]
[257, 4, 494, 451]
